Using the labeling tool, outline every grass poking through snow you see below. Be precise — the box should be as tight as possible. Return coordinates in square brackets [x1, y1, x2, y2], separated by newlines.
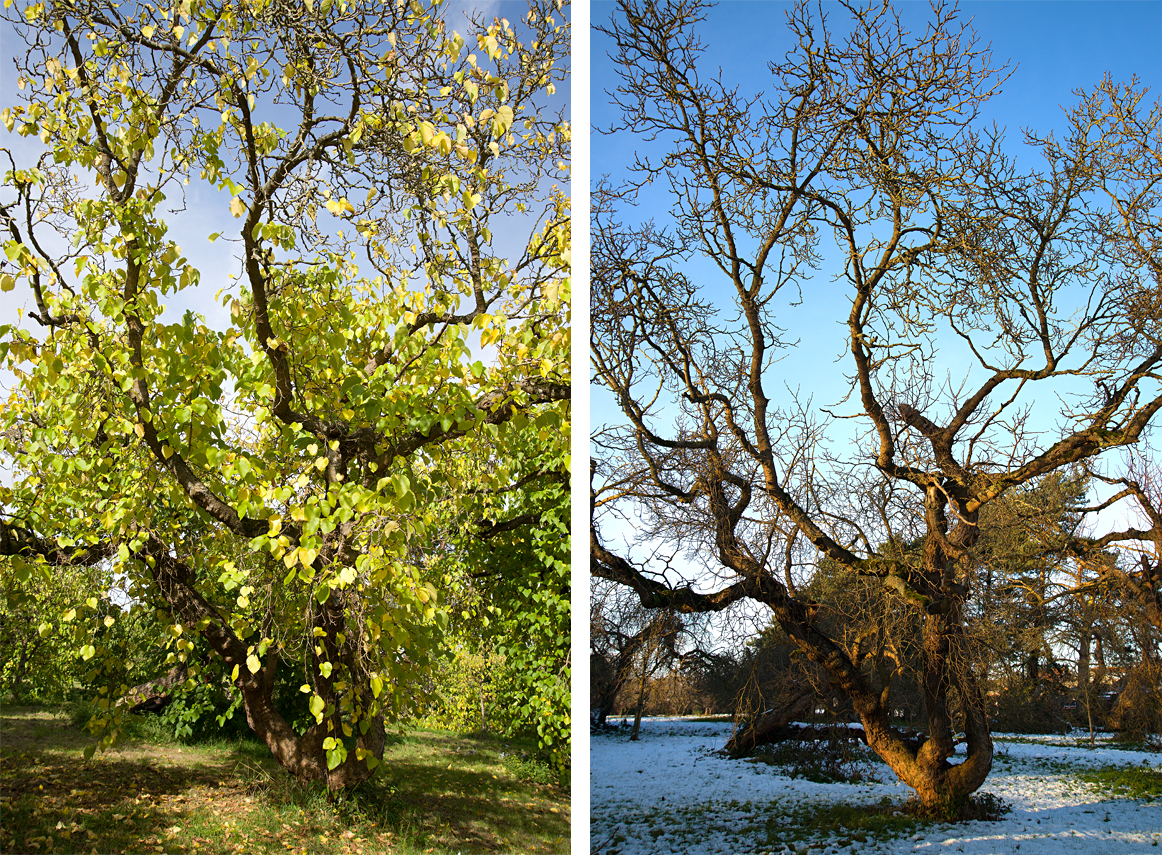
[1080, 764, 1162, 802]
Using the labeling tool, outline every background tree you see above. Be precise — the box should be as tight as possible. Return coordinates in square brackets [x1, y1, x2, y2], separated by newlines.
[591, 0, 1159, 815]
[0, 0, 569, 790]
[0, 559, 116, 703]
[590, 579, 655, 728]
[435, 405, 571, 767]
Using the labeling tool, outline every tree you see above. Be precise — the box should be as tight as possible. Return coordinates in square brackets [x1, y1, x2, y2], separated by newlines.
[590, 579, 659, 728]
[970, 473, 1085, 681]
[0, 559, 110, 702]
[591, 0, 1160, 814]
[0, 0, 569, 790]
[440, 410, 571, 766]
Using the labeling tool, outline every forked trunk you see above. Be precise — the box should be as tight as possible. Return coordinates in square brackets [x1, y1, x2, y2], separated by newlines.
[147, 547, 386, 790]
[857, 609, 993, 815]
[237, 668, 385, 790]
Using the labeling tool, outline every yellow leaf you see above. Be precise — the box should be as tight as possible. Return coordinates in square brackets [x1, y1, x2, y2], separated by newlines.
[246, 654, 261, 674]
[229, 196, 247, 218]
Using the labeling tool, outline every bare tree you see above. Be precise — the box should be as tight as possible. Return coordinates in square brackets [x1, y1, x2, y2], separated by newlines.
[590, 578, 685, 734]
[591, 0, 1161, 815]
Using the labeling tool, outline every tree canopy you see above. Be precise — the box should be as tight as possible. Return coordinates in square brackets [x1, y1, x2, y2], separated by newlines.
[0, 0, 570, 789]
[591, 0, 1160, 814]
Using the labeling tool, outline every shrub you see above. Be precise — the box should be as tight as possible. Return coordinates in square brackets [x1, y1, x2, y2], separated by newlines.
[748, 736, 881, 785]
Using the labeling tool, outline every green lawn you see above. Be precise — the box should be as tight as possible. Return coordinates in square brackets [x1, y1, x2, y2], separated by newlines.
[0, 705, 569, 854]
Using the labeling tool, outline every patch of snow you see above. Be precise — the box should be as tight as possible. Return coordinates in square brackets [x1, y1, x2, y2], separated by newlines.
[591, 718, 1161, 854]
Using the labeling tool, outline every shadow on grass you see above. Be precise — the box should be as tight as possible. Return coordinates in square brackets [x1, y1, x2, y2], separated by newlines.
[1, 706, 569, 854]
[289, 729, 571, 852]
[1, 747, 248, 854]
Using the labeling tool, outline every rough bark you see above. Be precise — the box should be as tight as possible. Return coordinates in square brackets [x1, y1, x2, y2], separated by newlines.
[0, 524, 382, 789]
[145, 545, 384, 789]
[118, 662, 189, 714]
[723, 690, 814, 757]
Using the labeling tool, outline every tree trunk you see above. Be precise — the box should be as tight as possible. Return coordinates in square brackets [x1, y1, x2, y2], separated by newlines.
[147, 545, 383, 790]
[724, 687, 814, 757]
[479, 657, 489, 736]
[595, 705, 610, 728]
[857, 608, 992, 815]
[630, 664, 647, 741]
[117, 662, 189, 713]
[1078, 627, 1095, 744]
[9, 636, 33, 703]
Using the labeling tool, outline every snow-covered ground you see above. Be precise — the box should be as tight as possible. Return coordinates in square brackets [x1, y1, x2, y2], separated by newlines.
[591, 718, 1162, 854]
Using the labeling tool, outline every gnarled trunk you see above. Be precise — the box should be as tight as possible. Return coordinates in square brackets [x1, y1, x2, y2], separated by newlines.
[147, 544, 384, 790]
[855, 608, 992, 814]
[236, 660, 386, 789]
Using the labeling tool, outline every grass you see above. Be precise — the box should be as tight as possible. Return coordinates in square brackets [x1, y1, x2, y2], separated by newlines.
[0, 704, 569, 854]
[759, 799, 930, 849]
[591, 795, 965, 855]
[1080, 764, 1162, 802]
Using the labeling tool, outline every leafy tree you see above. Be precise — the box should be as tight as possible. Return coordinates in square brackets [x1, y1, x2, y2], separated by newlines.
[969, 472, 1087, 683]
[456, 398, 570, 763]
[422, 408, 570, 766]
[0, 560, 109, 702]
[591, 0, 1159, 814]
[0, 0, 569, 789]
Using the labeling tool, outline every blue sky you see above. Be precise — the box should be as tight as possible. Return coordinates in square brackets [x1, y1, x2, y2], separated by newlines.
[590, 0, 1162, 567]
[591, 0, 1162, 422]
[593, 1, 1162, 173]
